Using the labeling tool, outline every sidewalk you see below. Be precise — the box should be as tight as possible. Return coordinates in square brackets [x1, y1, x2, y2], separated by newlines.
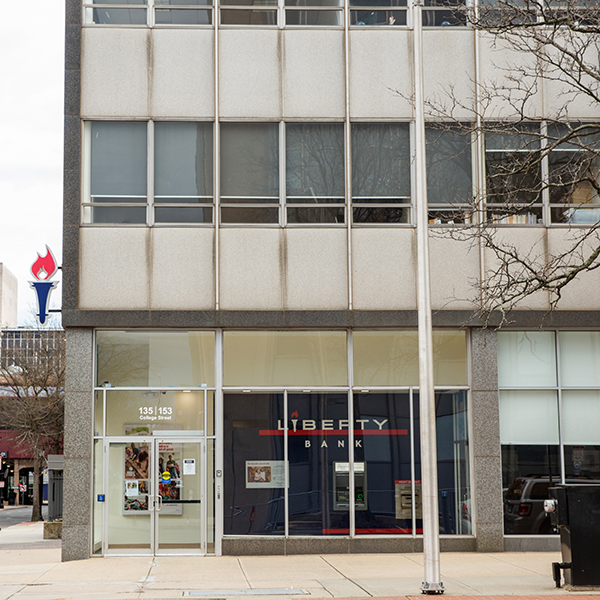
[0, 523, 598, 600]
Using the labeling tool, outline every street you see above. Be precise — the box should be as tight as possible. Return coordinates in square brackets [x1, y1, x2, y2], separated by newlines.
[0, 505, 48, 530]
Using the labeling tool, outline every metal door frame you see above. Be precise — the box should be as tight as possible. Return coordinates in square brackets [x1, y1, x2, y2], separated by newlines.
[102, 436, 206, 556]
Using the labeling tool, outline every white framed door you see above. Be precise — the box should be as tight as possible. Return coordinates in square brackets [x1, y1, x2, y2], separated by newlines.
[103, 437, 207, 555]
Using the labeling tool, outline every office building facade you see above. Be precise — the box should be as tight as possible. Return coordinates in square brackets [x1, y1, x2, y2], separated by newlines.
[62, 0, 600, 560]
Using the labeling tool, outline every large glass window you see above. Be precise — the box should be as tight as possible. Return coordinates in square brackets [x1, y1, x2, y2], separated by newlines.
[288, 393, 349, 535]
[223, 390, 470, 537]
[351, 123, 411, 224]
[223, 393, 285, 535]
[220, 123, 280, 224]
[423, 0, 467, 26]
[96, 330, 215, 387]
[154, 122, 213, 224]
[548, 124, 600, 224]
[350, 0, 408, 26]
[286, 123, 345, 224]
[485, 125, 543, 225]
[498, 330, 600, 535]
[84, 0, 214, 26]
[352, 330, 468, 387]
[223, 330, 347, 386]
[426, 126, 473, 224]
[83, 122, 214, 225]
[84, 122, 148, 225]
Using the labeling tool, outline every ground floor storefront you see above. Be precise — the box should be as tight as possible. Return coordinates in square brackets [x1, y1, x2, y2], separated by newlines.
[62, 327, 600, 560]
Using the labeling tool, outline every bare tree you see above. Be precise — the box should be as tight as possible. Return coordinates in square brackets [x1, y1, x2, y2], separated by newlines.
[420, 0, 600, 324]
[0, 330, 65, 521]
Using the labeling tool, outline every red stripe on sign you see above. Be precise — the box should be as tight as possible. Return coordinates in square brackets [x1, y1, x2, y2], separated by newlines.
[322, 528, 422, 534]
[259, 429, 408, 436]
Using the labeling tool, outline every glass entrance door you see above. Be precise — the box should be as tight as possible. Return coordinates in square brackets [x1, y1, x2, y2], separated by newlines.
[155, 438, 205, 555]
[104, 438, 206, 555]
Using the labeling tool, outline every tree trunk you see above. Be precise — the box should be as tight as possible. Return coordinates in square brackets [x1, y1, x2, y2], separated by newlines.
[31, 448, 43, 522]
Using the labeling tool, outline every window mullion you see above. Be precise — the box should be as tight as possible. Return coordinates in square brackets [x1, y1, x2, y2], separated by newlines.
[540, 121, 550, 226]
[148, 120, 155, 227]
[281, 121, 286, 227]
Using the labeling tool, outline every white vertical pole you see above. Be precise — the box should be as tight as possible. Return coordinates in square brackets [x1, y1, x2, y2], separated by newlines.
[412, 0, 444, 594]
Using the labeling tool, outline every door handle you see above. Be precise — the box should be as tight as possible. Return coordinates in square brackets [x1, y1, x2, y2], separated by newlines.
[156, 495, 163, 512]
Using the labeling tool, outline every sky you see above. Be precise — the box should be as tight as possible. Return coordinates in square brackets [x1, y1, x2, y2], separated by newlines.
[0, 3, 65, 326]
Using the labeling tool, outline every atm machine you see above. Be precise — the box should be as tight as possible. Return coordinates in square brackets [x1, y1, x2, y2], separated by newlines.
[333, 462, 367, 511]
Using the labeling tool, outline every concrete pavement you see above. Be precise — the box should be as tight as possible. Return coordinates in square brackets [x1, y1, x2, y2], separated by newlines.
[0, 522, 598, 600]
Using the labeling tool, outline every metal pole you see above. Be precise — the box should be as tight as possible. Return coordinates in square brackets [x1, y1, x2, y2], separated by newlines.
[412, 0, 444, 594]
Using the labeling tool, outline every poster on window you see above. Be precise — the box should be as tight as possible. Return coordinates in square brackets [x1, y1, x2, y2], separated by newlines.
[158, 443, 183, 501]
[245, 460, 285, 489]
[123, 442, 151, 514]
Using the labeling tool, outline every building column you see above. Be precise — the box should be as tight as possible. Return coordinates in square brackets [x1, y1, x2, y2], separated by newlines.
[471, 328, 504, 552]
[62, 328, 94, 562]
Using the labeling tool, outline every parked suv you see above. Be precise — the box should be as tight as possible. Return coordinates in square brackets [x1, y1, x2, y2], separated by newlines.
[504, 475, 600, 534]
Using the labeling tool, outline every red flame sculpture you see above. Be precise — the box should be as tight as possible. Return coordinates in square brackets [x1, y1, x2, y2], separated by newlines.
[31, 246, 58, 281]
[291, 411, 299, 419]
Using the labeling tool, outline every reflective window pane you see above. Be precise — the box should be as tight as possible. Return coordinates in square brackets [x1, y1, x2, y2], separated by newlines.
[155, 0, 212, 5]
[154, 206, 213, 223]
[502, 445, 560, 535]
[288, 393, 349, 535]
[155, 8, 212, 24]
[561, 390, 600, 445]
[86, 205, 147, 224]
[220, 206, 279, 224]
[105, 390, 207, 436]
[91, 8, 147, 24]
[353, 330, 467, 387]
[413, 392, 471, 535]
[285, 9, 344, 24]
[223, 394, 285, 535]
[497, 331, 557, 387]
[426, 127, 472, 205]
[352, 123, 411, 201]
[223, 331, 347, 386]
[350, 10, 407, 25]
[96, 331, 215, 387]
[499, 391, 559, 445]
[220, 123, 279, 200]
[155, 122, 213, 199]
[220, 8, 278, 23]
[354, 392, 413, 534]
[90, 122, 147, 197]
[286, 207, 345, 224]
[286, 124, 345, 202]
[559, 332, 600, 387]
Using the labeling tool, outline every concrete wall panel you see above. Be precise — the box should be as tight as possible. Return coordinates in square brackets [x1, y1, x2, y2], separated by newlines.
[151, 228, 215, 309]
[81, 28, 149, 117]
[285, 229, 348, 309]
[429, 232, 479, 310]
[349, 30, 413, 119]
[479, 33, 542, 120]
[219, 30, 281, 118]
[283, 30, 345, 119]
[151, 29, 214, 118]
[548, 228, 600, 310]
[483, 227, 550, 310]
[80, 228, 150, 309]
[352, 228, 416, 310]
[423, 30, 475, 119]
[219, 228, 283, 310]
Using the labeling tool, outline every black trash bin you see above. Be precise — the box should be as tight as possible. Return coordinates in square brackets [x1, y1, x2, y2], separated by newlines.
[548, 485, 600, 587]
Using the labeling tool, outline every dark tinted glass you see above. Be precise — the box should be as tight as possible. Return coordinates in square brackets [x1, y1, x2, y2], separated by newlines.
[223, 394, 285, 535]
[288, 393, 349, 535]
